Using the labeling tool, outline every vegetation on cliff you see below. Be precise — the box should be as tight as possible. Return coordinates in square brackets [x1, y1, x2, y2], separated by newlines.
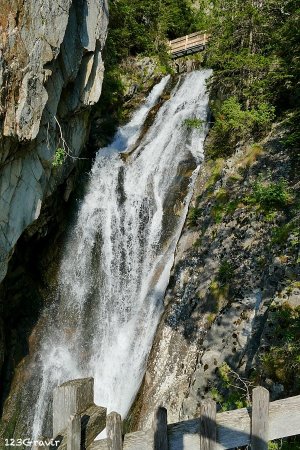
[108, 1, 299, 447]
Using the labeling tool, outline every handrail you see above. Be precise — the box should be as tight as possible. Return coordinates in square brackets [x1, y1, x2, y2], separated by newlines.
[169, 32, 210, 58]
[43, 379, 300, 450]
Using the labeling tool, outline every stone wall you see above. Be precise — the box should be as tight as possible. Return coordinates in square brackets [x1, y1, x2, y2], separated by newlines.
[0, 0, 109, 283]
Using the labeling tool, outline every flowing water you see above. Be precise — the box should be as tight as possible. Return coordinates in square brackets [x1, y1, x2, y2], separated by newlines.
[30, 69, 212, 438]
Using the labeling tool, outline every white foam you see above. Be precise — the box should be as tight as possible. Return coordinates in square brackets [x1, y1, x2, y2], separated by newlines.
[31, 70, 212, 437]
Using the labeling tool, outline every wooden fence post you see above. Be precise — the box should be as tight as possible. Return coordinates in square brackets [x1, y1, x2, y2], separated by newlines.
[107, 412, 123, 450]
[53, 378, 94, 437]
[153, 406, 168, 450]
[67, 414, 81, 450]
[251, 386, 269, 450]
[200, 399, 217, 450]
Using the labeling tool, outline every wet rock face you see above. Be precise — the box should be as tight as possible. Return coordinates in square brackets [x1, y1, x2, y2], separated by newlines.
[130, 125, 300, 430]
[0, 0, 109, 282]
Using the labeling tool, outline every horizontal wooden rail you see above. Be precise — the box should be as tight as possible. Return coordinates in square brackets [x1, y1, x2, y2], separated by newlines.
[49, 379, 300, 450]
[169, 32, 210, 58]
[92, 392, 300, 450]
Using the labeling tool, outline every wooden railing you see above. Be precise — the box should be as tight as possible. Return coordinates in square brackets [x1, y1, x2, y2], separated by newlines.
[169, 32, 210, 58]
[36, 378, 300, 450]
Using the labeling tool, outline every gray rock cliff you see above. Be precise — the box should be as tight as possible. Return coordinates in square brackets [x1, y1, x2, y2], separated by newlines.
[129, 123, 300, 430]
[0, 0, 109, 282]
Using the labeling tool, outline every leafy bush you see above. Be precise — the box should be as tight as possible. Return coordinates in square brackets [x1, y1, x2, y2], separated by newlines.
[187, 207, 201, 226]
[282, 111, 300, 153]
[204, 158, 225, 191]
[217, 260, 235, 284]
[211, 362, 252, 411]
[214, 97, 275, 140]
[261, 303, 300, 390]
[52, 147, 66, 167]
[269, 438, 300, 450]
[271, 221, 299, 245]
[246, 179, 292, 210]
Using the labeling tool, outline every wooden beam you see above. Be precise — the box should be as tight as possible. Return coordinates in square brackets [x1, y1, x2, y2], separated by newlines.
[53, 378, 94, 436]
[67, 415, 81, 450]
[251, 387, 269, 450]
[120, 394, 300, 450]
[55, 404, 107, 450]
[153, 407, 168, 450]
[107, 412, 123, 450]
[200, 399, 217, 450]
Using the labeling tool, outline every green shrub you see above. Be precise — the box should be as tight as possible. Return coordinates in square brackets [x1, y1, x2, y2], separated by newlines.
[261, 303, 300, 389]
[282, 111, 300, 152]
[213, 97, 275, 140]
[217, 260, 234, 284]
[52, 147, 66, 167]
[211, 188, 239, 224]
[204, 158, 225, 191]
[211, 363, 252, 411]
[187, 207, 201, 226]
[246, 179, 293, 211]
[271, 221, 299, 246]
[269, 438, 300, 450]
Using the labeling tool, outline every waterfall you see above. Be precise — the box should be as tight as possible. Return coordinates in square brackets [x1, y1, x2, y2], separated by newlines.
[30, 69, 212, 438]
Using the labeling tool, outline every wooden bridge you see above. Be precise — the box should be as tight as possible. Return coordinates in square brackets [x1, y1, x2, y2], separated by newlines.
[169, 32, 210, 59]
[33, 377, 300, 450]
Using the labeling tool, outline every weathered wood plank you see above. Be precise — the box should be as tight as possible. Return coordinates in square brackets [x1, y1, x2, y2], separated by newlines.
[67, 415, 81, 450]
[123, 430, 153, 450]
[251, 387, 269, 450]
[118, 394, 300, 450]
[170, 39, 205, 51]
[169, 31, 209, 57]
[53, 378, 94, 436]
[107, 412, 123, 450]
[268, 394, 300, 440]
[88, 439, 109, 450]
[54, 404, 107, 450]
[153, 407, 168, 450]
[200, 399, 217, 450]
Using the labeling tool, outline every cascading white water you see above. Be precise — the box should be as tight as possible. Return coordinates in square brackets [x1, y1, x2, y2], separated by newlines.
[31, 69, 212, 438]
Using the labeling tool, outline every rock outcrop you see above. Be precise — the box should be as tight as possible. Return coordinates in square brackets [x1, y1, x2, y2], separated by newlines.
[0, 0, 109, 283]
[130, 123, 300, 430]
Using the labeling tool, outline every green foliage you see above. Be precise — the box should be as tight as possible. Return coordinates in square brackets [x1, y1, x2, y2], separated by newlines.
[96, 0, 202, 137]
[207, 0, 299, 108]
[271, 221, 299, 246]
[217, 260, 234, 284]
[246, 179, 292, 211]
[211, 363, 251, 411]
[212, 96, 275, 147]
[183, 117, 204, 129]
[187, 207, 202, 226]
[269, 438, 300, 450]
[52, 147, 66, 167]
[205, 0, 299, 152]
[216, 97, 275, 134]
[261, 303, 300, 390]
[211, 188, 239, 223]
[204, 158, 225, 191]
[107, 0, 199, 64]
[282, 111, 300, 152]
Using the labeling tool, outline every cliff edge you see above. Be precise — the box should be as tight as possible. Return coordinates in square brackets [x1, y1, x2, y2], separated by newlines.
[0, 0, 108, 283]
